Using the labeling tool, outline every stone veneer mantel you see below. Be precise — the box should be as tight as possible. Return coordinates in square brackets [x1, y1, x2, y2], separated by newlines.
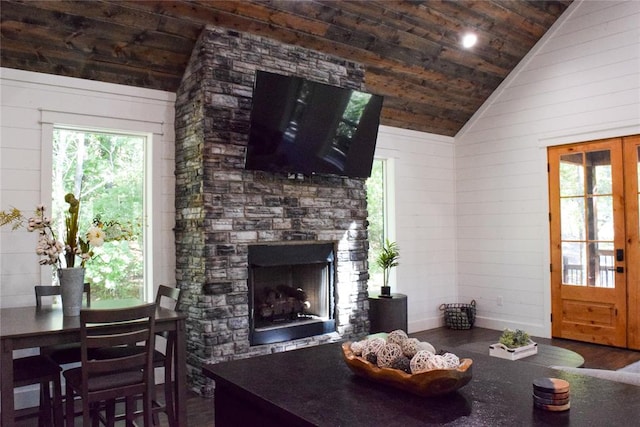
[174, 26, 372, 396]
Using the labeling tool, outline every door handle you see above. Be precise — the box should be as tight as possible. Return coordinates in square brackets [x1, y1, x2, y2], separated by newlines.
[616, 249, 624, 262]
[616, 266, 624, 273]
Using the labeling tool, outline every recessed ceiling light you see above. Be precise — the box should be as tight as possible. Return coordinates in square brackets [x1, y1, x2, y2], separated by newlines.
[462, 33, 477, 49]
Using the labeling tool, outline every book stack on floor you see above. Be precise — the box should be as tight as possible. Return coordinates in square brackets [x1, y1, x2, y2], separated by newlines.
[532, 377, 570, 412]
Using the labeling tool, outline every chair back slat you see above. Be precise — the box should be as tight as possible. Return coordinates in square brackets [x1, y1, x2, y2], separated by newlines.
[86, 329, 150, 349]
[155, 285, 183, 310]
[90, 353, 148, 375]
[35, 283, 91, 308]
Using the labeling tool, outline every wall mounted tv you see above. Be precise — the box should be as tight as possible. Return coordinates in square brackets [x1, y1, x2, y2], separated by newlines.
[244, 71, 383, 178]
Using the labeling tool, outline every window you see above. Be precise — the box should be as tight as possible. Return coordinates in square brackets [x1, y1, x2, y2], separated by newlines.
[52, 128, 145, 300]
[366, 158, 389, 294]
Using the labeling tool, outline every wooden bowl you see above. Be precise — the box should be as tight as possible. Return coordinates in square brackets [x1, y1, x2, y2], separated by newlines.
[341, 341, 473, 397]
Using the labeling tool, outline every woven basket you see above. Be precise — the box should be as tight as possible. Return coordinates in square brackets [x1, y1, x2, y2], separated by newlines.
[440, 300, 476, 330]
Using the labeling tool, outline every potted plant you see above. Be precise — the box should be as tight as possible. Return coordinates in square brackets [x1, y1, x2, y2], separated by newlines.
[376, 240, 399, 298]
[489, 328, 538, 360]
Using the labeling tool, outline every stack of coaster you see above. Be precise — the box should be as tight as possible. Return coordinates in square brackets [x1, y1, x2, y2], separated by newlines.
[532, 377, 570, 411]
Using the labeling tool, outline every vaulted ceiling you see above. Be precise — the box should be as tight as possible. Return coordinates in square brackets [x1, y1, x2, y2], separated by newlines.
[1, 0, 572, 136]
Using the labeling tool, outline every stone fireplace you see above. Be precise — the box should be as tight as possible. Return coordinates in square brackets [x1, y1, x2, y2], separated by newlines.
[174, 26, 371, 396]
[249, 242, 336, 346]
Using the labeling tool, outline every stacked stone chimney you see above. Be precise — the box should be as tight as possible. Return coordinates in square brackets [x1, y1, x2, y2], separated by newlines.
[174, 26, 371, 396]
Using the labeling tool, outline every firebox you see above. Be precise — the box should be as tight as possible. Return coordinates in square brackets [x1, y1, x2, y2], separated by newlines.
[248, 243, 336, 345]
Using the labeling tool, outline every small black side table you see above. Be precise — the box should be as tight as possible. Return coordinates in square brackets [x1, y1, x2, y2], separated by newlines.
[368, 293, 408, 333]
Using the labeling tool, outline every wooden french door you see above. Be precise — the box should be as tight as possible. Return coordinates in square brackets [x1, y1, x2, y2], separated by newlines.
[548, 135, 639, 349]
[624, 135, 640, 349]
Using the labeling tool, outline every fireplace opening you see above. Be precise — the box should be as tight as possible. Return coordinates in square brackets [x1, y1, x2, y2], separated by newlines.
[248, 243, 336, 345]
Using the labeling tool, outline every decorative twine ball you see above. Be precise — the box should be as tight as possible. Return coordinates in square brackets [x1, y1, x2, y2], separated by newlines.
[387, 329, 408, 346]
[362, 337, 386, 359]
[417, 341, 437, 354]
[390, 355, 412, 374]
[425, 354, 447, 370]
[410, 350, 435, 374]
[377, 343, 404, 368]
[350, 340, 366, 356]
[401, 338, 421, 358]
[441, 352, 460, 369]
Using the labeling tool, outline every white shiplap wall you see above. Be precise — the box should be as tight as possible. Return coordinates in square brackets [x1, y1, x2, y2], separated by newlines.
[375, 126, 456, 333]
[0, 68, 177, 308]
[2, 1, 637, 340]
[455, 0, 640, 337]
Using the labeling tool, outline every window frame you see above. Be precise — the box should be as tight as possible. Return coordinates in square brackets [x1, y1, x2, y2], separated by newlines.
[40, 110, 162, 302]
[367, 157, 396, 293]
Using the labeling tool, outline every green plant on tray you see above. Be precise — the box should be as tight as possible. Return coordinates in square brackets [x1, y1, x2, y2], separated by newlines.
[499, 328, 531, 348]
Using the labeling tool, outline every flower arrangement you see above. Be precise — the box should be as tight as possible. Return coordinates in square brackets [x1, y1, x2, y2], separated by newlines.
[1, 193, 132, 268]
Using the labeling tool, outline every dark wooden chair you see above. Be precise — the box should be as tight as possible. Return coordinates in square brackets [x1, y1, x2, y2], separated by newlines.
[36, 283, 91, 365]
[63, 303, 157, 427]
[151, 285, 183, 427]
[12, 355, 64, 427]
[92, 285, 184, 427]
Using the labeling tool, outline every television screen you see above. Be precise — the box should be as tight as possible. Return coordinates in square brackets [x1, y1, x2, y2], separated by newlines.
[245, 71, 383, 178]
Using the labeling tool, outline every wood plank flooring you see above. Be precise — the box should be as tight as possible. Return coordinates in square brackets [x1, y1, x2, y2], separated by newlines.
[17, 327, 640, 426]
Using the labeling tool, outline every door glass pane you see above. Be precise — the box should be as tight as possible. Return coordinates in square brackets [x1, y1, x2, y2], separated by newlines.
[636, 146, 640, 182]
[560, 153, 584, 196]
[593, 242, 615, 288]
[562, 242, 586, 285]
[559, 148, 615, 288]
[561, 198, 584, 240]
[593, 196, 614, 240]
[586, 150, 612, 195]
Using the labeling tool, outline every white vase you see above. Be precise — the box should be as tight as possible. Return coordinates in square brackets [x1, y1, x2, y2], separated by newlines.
[58, 267, 85, 316]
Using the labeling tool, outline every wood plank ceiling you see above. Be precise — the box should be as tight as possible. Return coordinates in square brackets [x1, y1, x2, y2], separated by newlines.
[0, 0, 572, 137]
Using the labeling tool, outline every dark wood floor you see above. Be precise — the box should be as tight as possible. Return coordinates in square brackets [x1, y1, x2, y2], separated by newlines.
[18, 327, 640, 426]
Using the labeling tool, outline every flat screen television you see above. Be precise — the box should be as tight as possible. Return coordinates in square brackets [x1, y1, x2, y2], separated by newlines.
[244, 71, 383, 178]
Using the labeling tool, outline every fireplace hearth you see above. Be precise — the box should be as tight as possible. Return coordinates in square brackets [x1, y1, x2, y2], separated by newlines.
[249, 243, 336, 345]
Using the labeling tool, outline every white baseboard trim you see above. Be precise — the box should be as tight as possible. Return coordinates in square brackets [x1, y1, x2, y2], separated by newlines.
[408, 316, 444, 334]
[474, 316, 549, 339]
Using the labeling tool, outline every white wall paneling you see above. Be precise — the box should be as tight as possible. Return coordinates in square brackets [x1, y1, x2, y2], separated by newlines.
[0, 68, 176, 308]
[456, 0, 640, 337]
[375, 125, 456, 333]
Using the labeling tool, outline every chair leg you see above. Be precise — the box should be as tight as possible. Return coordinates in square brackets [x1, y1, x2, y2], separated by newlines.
[151, 383, 160, 426]
[65, 382, 75, 427]
[125, 396, 136, 427]
[143, 392, 153, 427]
[163, 372, 176, 427]
[82, 393, 91, 427]
[105, 400, 116, 427]
[52, 374, 64, 427]
[38, 381, 52, 427]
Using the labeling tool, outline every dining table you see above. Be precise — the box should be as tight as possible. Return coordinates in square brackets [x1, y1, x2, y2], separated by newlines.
[0, 299, 188, 427]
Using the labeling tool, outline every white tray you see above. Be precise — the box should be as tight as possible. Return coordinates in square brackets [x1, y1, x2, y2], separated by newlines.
[489, 341, 538, 360]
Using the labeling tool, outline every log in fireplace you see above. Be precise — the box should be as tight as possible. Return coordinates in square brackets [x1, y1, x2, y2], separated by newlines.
[248, 243, 336, 345]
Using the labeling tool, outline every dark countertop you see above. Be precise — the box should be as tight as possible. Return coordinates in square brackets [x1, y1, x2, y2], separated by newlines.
[203, 341, 640, 426]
